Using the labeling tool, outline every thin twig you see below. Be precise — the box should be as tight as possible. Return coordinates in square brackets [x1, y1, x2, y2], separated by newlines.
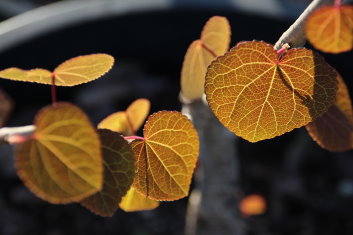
[0, 125, 35, 143]
[274, 0, 335, 50]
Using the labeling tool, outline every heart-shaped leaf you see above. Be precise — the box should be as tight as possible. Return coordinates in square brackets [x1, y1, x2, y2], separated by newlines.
[306, 74, 353, 151]
[119, 187, 159, 212]
[205, 41, 338, 142]
[305, 5, 353, 53]
[131, 111, 199, 201]
[98, 98, 150, 135]
[15, 102, 103, 204]
[0, 54, 114, 86]
[181, 16, 230, 100]
[81, 129, 135, 216]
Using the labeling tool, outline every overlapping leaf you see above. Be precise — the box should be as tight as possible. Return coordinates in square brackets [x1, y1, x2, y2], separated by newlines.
[205, 41, 338, 142]
[15, 102, 103, 204]
[0, 54, 114, 86]
[131, 111, 199, 201]
[81, 129, 135, 216]
[119, 187, 160, 212]
[98, 98, 150, 135]
[306, 74, 353, 151]
[181, 16, 230, 100]
[305, 5, 353, 53]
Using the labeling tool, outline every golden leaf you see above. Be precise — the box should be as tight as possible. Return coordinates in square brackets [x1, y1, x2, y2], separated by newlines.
[205, 41, 338, 142]
[81, 129, 135, 216]
[98, 98, 150, 135]
[181, 16, 231, 100]
[0, 54, 114, 86]
[305, 5, 353, 53]
[132, 111, 199, 201]
[119, 187, 159, 212]
[16, 102, 103, 204]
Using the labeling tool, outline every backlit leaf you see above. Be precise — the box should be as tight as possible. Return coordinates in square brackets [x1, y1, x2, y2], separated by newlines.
[201, 16, 231, 55]
[0, 68, 52, 84]
[181, 16, 230, 100]
[53, 54, 114, 86]
[15, 102, 103, 204]
[119, 187, 160, 212]
[305, 5, 353, 53]
[306, 74, 353, 151]
[126, 98, 150, 132]
[205, 41, 337, 142]
[81, 129, 134, 216]
[0, 54, 114, 86]
[98, 98, 150, 135]
[132, 111, 199, 201]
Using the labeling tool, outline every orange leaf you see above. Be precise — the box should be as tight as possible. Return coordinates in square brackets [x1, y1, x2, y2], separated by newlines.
[0, 54, 114, 86]
[205, 41, 338, 142]
[15, 102, 103, 204]
[305, 5, 353, 53]
[119, 187, 159, 212]
[53, 54, 114, 86]
[81, 129, 135, 216]
[306, 74, 353, 151]
[181, 16, 230, 100]
[240, 194, 266, 216]
[0, 68, 52, 84]
[98, 98, 150, 135]
[201, 16, 231, 56]
[131, 111, 199, 201]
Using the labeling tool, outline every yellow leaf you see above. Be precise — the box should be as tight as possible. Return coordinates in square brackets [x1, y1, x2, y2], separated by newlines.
[119, 187, 159, 212]
[126, 98, 151, 132]
[98, 111, 130, 135]
[201, 16, 231, 55]
[53, 54, 114, 86]
[205, 41, 338, 142]
[0, 68, 52, 84]
[305, 5, 353, 53]
[15, 102, 103, 204]
[98, 98, 150, 135]
[306, 74, 353, 151]
[181, 16, 231, 100]
[0, 54, 114, 86]
[81, 129, 135, 216]
[132, 111, 199, 201]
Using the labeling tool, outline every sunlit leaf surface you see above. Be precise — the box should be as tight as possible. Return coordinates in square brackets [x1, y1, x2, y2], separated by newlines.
[119, 187, 159, 212]
[0, 54, 114, 86]
[305, 5, 353, 53]
[205, 41, 337, 142]
[131, 111, 199, 201]
[98, 98, 150, 135]
[181, 16, 230, 100]
[16, 102, 103, 204]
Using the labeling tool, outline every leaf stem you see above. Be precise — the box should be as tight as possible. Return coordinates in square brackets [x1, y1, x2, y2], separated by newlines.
[124, 136, 145, 141]
[0, 125, 35, 144]
[51, 73, 57, 105]
[201, 43, 217, 58]
[274, 0, 335, 50]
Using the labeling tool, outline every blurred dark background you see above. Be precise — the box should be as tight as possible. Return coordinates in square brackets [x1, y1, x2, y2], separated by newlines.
[0, 0, 352, 234]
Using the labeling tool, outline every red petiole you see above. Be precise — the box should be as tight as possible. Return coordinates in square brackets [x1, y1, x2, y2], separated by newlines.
[124, 136, 145, 141]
